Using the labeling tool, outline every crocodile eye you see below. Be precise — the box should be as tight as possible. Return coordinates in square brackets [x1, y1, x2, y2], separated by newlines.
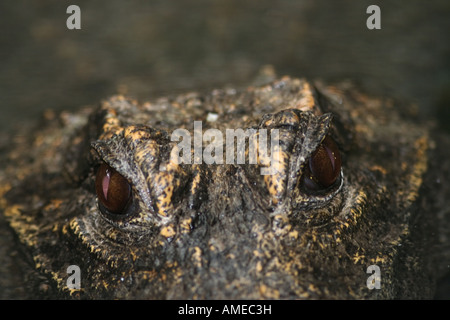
[95, 162, 132, 215]
[301, 135, 341, 192]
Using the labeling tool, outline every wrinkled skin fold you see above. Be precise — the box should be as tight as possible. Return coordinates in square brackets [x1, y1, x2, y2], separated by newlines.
[1, 76, 449, 299]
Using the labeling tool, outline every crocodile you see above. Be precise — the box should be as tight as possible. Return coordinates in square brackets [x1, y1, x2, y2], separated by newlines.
[0, 74, 449, 299]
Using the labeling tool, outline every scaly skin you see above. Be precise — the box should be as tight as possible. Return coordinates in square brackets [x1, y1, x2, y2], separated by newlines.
[1, 76, 448, 299]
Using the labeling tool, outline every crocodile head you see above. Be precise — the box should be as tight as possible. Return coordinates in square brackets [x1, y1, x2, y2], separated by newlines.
[0, 77, 439, 299]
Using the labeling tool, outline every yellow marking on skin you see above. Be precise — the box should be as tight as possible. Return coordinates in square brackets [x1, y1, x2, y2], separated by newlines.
[0, 183, 11, 208]
[191, 247, 203, 268]
[155, 175, 174, 217]
[406, 136, 428, 203]
[288, 229, 299, 240]
[133, 138, 179, 218]
[259, 284, 280, 299]
[395, 136, 428, 206]
[130, 250, 138, 262]
[107, 229, 120, 241]
[262, 148, 287, 205]
[190, 169, 201, 196]
[155, 156, 181, 218]
[124, 126, 151, 141]
[135, 140, 158, 164]
[296, 82, 316, 111]
[139, 270, 159, 282]
[166, 156, 180, 172]
[101, 126, 123, 139]
[180, 217, 192, 234]
[160, 225, 176, 238]
[339, 190, 367, 229]
[352, 252, 365, 264]
[101, 280, 110, 290]
[256, 261, 263, 273]
[247, 128, 289, 204]
[280, 112, 300, 126]
[165, 260, 179, 270]
[61, 223, 70, 235]
[69, 217, 81, 234]
[50, 270, 61, 283]
[308, 284, 318, 292]
[374, 255, 386, 264]
[99, 108, 123, 139]
[208, 244, 217, 254]
[253, 250, 264, 258]
[68, 288, 83, 296]
[52, 223, 61, 233]
[3, 204, 39, 247]
[272, 214, 292, 237]
[369, 165, 387, 175]
[27, 253, 82, 295]
[226, 253, 236, 260]
[104, 116, 119, 126]
[43, 199, 63, 211]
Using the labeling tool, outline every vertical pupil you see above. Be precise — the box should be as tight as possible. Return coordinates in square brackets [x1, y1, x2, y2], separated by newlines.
[95, 162, 131, 215]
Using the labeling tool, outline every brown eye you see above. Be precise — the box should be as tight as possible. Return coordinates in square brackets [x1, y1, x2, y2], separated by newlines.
[302, 135, 341, 192]
[95, 162, 132, 216]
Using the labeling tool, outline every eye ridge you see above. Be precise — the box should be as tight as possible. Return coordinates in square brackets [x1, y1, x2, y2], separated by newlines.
[95, 162, 133, 217]
[301, 135, 342, 193]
